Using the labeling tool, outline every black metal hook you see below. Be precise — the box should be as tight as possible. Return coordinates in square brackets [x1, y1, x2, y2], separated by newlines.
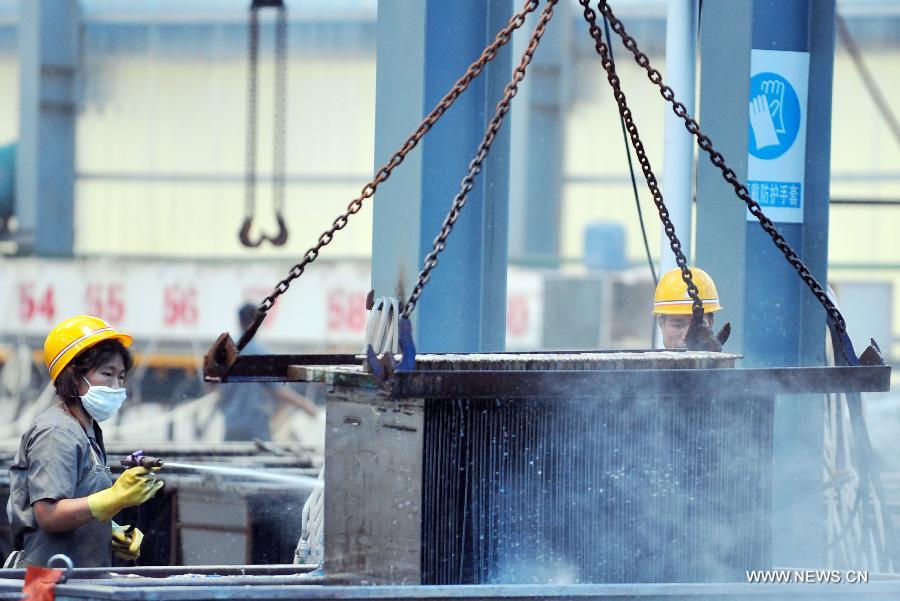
[239, 216, 264, 248]
[238, 214, 289, 248]
[268, 212, 289, 246]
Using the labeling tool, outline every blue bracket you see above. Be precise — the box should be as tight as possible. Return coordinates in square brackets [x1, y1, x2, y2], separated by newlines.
[365, 345, 387, 385]
[396, 317, 416, 372]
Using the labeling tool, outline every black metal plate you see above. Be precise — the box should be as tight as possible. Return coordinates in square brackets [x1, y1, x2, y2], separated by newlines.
[391, 366, 891, 399]
[219, 354, 358, 382]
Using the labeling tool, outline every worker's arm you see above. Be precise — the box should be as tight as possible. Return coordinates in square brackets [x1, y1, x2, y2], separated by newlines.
[33, 466, 164, 531]
[32, 497, 94, 533]
[272, 386, 318, 417]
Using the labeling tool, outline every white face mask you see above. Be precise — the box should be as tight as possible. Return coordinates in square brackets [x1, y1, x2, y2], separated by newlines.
[80, 376, 127, 422]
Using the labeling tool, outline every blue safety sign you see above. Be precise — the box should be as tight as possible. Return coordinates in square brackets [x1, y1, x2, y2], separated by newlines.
[748, 72, 801, 160]
[746, 50, 809, 224]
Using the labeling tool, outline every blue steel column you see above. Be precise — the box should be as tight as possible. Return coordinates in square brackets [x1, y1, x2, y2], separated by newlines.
[508, 4, 569, 260]
[16, 0, 79, 256]
[697, 0, 834, 568]
[695, 1, 752, 362]
[659, 0, 697, 277]
[372, 1, 513, 353]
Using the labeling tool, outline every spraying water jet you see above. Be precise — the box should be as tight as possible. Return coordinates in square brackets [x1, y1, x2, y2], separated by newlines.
[120, 450, 322, 490]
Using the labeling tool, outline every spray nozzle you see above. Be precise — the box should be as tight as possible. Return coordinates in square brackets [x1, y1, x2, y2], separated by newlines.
[121, 450, 163, 470]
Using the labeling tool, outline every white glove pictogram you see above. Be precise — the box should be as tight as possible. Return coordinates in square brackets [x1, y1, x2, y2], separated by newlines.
[749, 94, 779, 149]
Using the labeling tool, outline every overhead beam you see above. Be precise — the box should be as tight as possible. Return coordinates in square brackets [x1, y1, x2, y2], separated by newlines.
[371, 1, 514, 353]
[17, 0, 80, 256]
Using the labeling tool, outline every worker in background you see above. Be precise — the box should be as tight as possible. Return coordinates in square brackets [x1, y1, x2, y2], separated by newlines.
[5, 316, 163, 568]
[218, 303, 318, 442]
[652, 267, 730, 350]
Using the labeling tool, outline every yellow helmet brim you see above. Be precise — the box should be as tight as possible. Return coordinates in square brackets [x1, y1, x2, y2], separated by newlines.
[652, 299, 722, 315]
[47, 327, 132, 382]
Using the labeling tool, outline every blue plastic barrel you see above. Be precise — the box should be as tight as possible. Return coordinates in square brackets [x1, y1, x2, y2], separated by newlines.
[583, 221, 626, 271]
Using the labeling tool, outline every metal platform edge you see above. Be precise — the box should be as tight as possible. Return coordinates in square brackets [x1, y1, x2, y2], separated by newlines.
[215, 349, 737, 383]
[4, 580, 900, 601]
[398, 365, 891, 398]
[311, 365, 891, 399]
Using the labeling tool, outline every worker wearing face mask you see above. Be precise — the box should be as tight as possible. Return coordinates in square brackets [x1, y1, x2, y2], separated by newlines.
[5, 316, 164, 568]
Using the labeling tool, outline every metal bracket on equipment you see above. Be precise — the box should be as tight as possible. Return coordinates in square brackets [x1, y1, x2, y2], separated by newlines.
[364, 316, 418, 388]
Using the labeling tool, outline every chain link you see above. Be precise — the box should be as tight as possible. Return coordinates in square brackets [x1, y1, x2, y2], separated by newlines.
[273, 4, 287, 217]
[403, 0, 559, 318]
[241, 1, 289, 247]
[579, 1, 704, 318]
[244, 5, 260, 227]
[596, 0, 847, 332]
[254, 0, 541, 316]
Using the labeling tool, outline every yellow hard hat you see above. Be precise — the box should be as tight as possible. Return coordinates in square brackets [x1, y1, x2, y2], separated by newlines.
[43, 315, 133, 382]
[652, 267, 722, 315]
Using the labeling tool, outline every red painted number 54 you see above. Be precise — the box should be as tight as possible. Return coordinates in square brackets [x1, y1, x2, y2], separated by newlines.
[19, 283, 55, 323]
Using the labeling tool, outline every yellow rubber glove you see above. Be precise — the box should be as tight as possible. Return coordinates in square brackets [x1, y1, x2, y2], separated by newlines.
[111, 521, 143, 561]
[88, 466, 164, 522]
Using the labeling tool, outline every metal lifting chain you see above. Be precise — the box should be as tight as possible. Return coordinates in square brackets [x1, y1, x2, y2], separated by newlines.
[243, 1, 260, 240]
[403, 0, 559, 319]
[241, 0, 288, 248]
[236, 0, 541, 350]
[594, 0, 848, 333]
[579, 1, 704, 320]
[273, 3, 287, 234]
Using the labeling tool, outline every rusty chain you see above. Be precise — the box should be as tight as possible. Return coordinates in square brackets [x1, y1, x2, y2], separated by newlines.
[403, 0, 559, 318]
[237, 0, 541, 349]
[595, 0, 847, 332]
[579, 1, 704, 320]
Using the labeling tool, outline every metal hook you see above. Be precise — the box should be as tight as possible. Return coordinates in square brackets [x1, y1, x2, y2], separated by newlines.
[239, 214, 289, 248]
[239, 216, 264, 248]
[268, 212, 289, 246]
[47, 554, 74, 584]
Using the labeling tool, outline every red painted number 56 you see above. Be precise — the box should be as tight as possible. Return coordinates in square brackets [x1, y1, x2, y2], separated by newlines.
[163, 286, 198, 326]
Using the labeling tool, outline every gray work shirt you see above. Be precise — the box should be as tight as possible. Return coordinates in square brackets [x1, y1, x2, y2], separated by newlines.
[8, 403, 113, 567]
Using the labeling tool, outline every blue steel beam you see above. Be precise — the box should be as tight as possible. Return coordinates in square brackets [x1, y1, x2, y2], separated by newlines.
[372, 1, 514, 353]
[16, 0, 79, 256]
[696, 0, 835, 569]
[508, 4, 569, 260]
[695, 2, 752, 361]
